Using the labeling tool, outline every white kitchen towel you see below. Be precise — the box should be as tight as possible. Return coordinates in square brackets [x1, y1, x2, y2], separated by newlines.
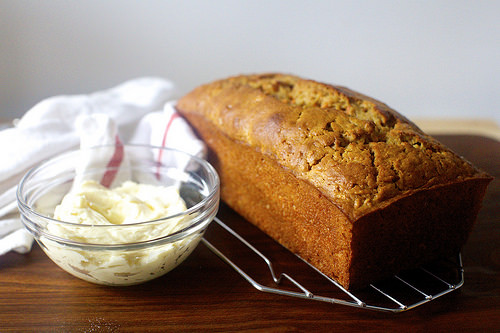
[73, 113, 132, 188]
[0, 77, 205, 256]
[72, 101, 206, 188]
[131, 100, 207, 173]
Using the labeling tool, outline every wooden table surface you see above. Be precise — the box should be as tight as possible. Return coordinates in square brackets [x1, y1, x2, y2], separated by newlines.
[0, 134, 499, 332]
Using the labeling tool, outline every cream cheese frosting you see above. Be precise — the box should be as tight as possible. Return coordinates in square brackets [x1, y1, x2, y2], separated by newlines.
[41, 180, 200, 285]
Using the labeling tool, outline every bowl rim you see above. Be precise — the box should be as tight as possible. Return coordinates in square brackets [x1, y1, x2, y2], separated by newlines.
[16, 144, 220, 246]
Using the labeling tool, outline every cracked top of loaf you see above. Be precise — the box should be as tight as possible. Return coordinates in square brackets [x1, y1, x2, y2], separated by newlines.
[177, 73, 489, 220]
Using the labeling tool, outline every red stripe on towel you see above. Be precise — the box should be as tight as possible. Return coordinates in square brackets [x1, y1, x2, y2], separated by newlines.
[100, 135, 124, 188]
[156, 112, 180, 178]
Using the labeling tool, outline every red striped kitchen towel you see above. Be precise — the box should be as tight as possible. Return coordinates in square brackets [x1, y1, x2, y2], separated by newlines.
[0, 77, 179, 256]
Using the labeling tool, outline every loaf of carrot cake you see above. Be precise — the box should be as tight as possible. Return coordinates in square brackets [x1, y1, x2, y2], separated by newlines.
[176, 73, 492, 289]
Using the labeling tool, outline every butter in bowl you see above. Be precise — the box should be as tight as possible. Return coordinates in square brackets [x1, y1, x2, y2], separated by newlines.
[17, 144, 220, 286]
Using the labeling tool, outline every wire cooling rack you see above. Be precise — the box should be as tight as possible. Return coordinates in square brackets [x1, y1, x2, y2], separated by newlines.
[201, 216, 464, 313]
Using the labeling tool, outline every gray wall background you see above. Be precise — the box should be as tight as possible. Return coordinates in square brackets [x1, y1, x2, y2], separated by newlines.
[1, 1, 498, 122]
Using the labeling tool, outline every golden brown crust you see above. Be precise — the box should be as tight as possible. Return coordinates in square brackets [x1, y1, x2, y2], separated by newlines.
[348, 177, 491, 288]
[177, 73, 493, 289]
[182, 112, 354, 287]
[177, 73, 488, 219]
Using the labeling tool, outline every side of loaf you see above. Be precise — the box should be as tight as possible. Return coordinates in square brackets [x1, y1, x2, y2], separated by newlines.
[176, 73, 492, 289]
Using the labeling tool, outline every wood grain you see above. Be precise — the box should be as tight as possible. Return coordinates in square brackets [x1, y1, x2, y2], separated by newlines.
[0, 135, 498, 332]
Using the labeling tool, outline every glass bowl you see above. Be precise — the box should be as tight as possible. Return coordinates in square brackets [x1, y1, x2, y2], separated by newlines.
[17, 144, 219, 286]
